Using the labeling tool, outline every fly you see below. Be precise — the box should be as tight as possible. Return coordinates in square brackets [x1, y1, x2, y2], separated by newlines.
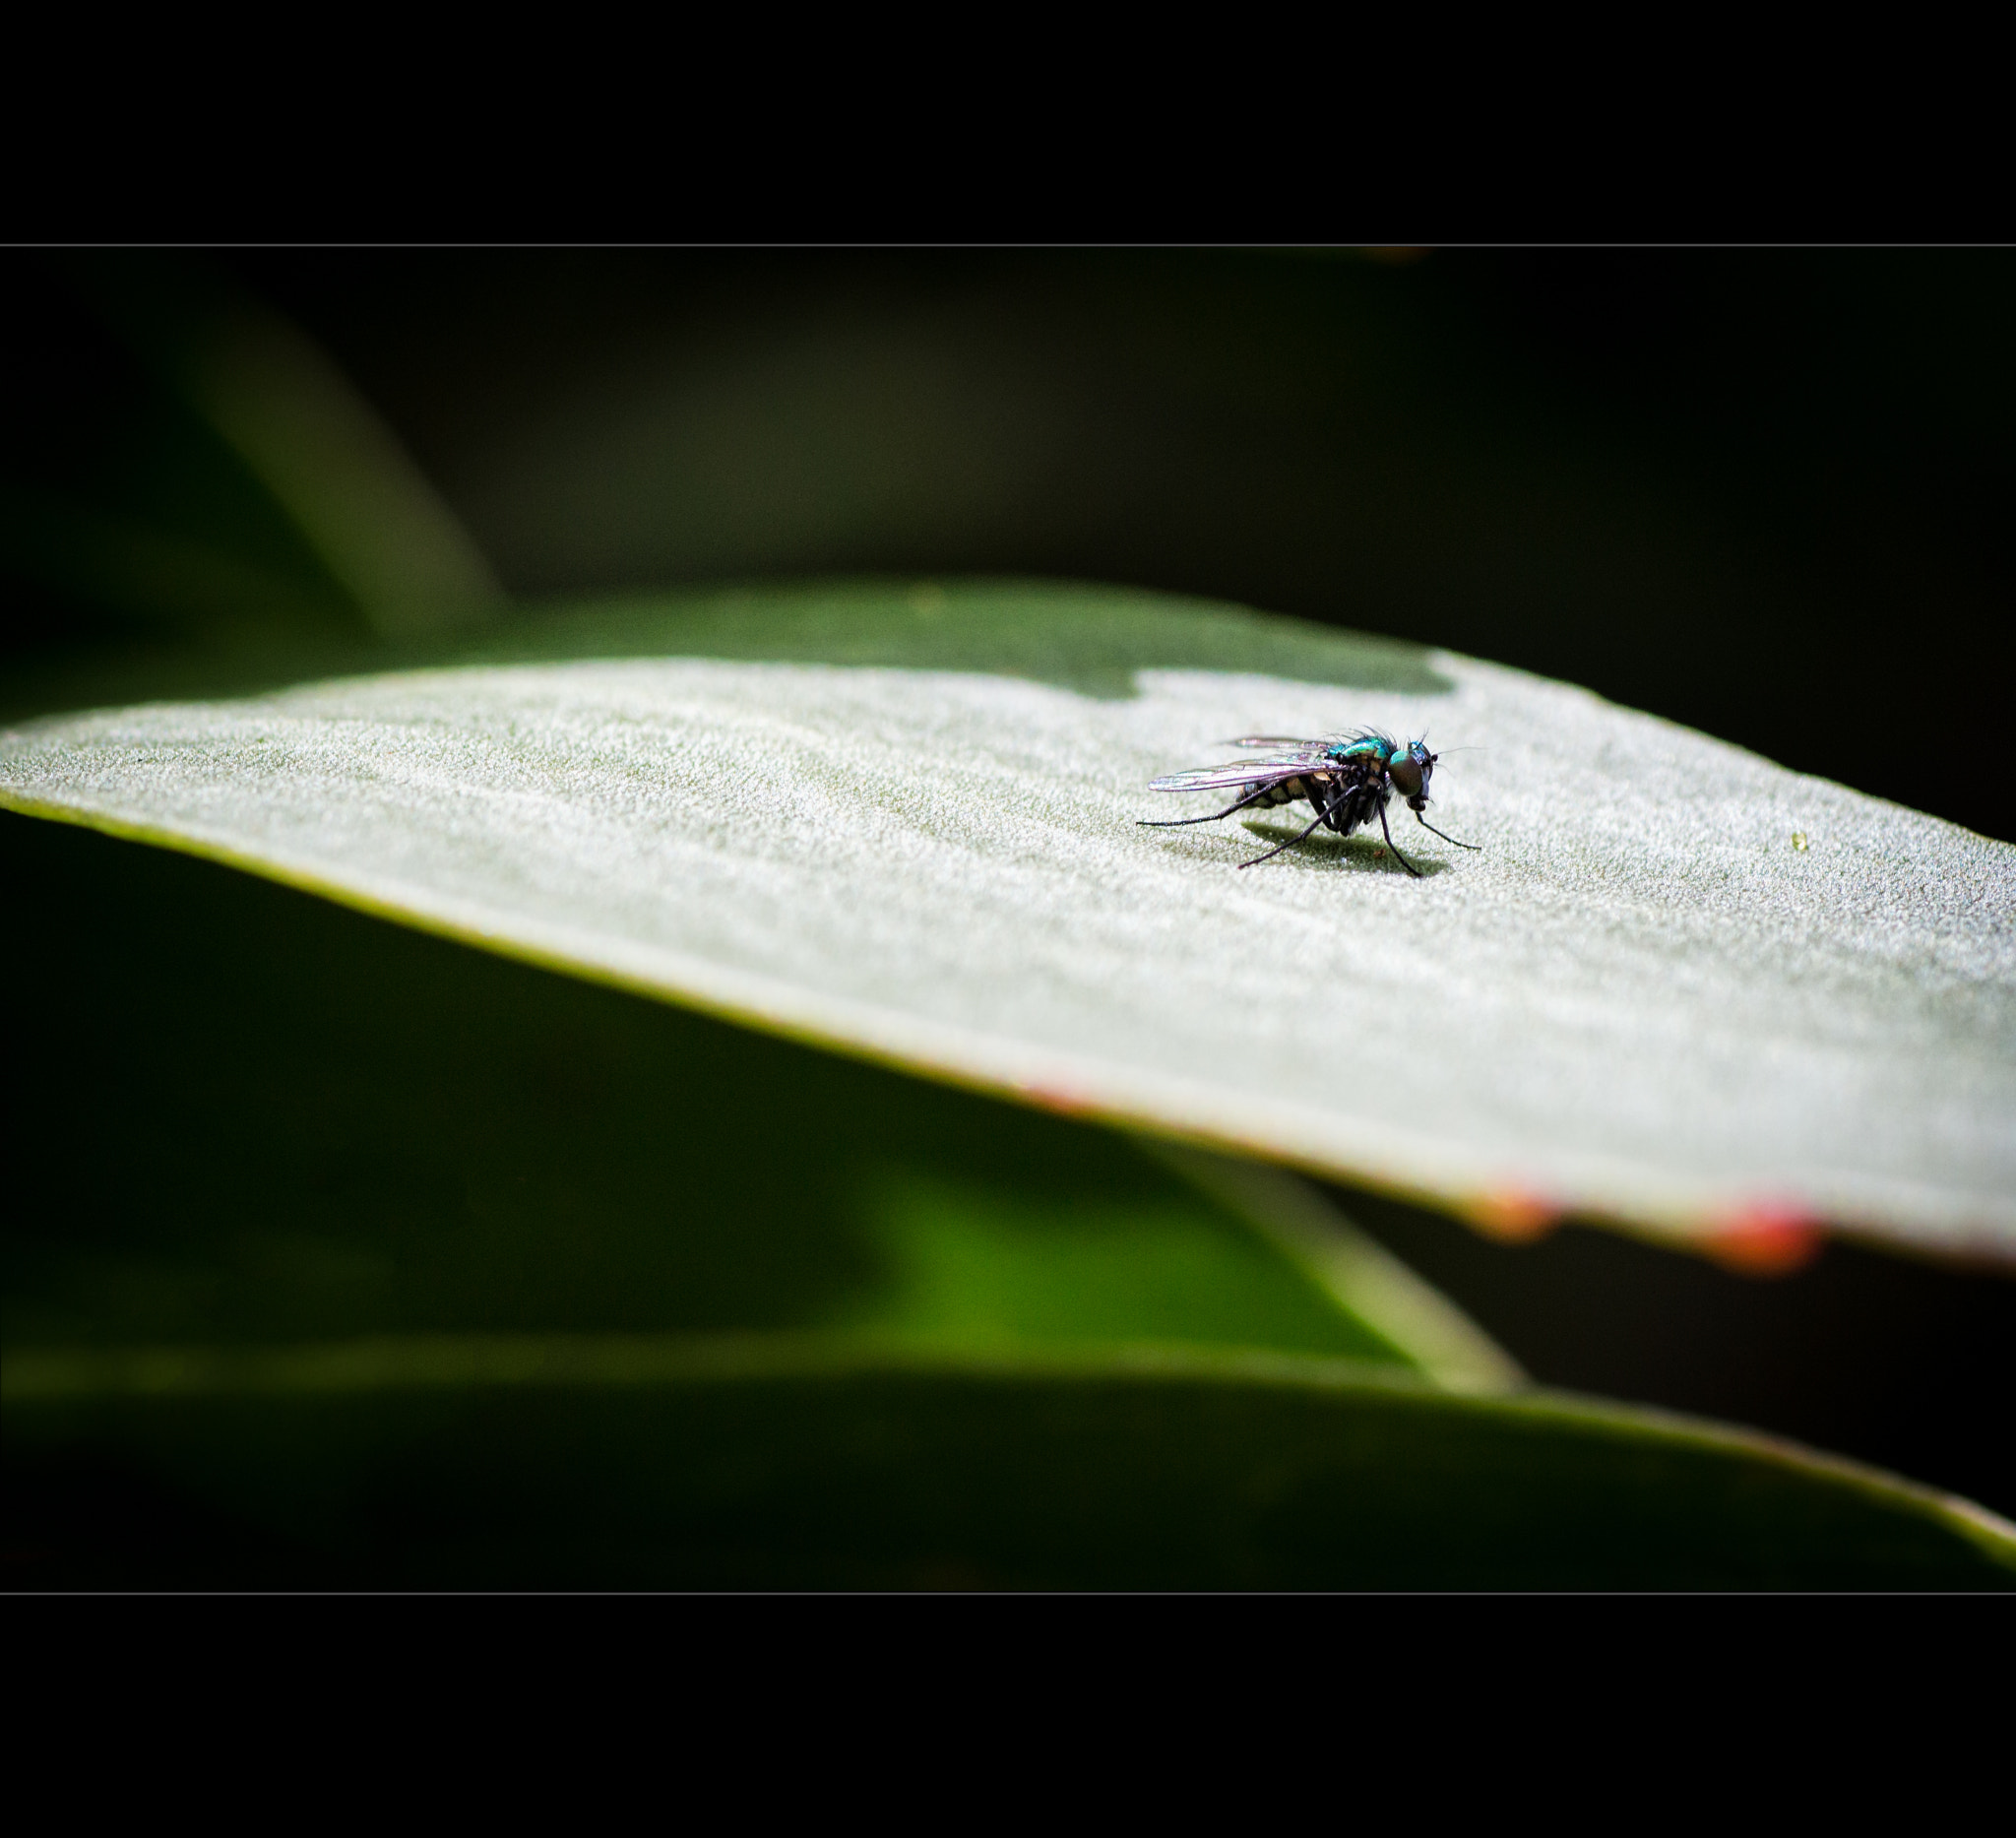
[1140, 730, 1480, 876]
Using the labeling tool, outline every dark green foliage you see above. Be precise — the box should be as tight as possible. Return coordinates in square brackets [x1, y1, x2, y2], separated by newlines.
[1, 813, 1397, 1361]
[7, 813, 2010, 1590]
[454, 579, 1448, 702]
[8, 251, 2013, 1588]
[12, 1358, 2010, 1590]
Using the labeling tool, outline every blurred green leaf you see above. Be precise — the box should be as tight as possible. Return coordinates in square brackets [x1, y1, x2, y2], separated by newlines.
[4, 582, 2009, 1263]
[14, 808, 2009, 1588]
[1, 257, 499, 673]
[2, 812, 1440, 1369]
[70, 256, 502, 641]
[10, 1343, 2011, 1588]
[0, 487, 350, 647]
[450, 577, 1445, 700]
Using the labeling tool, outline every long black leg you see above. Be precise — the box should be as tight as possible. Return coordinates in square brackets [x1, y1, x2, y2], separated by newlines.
[1320, 783, 1361, 834]
[1415, 812, 1480, 850]
[1237, 805, 1332, 869]
[1139, 784, 1275, 828]
[1377, 801, 1422, 877]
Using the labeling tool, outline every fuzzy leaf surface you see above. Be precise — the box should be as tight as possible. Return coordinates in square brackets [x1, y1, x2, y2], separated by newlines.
[3, 583, 2010, 1258]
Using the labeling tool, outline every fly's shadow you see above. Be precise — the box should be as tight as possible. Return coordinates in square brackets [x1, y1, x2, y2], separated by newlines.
[1234, 820, 1452, 875]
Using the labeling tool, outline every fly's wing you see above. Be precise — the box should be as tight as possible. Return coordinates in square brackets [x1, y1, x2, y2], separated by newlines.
[1219, 730, 1394, 757]
[1148, 753, 1333, 794]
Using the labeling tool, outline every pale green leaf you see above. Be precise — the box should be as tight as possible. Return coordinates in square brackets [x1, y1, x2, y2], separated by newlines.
[4, 583, 2010, 1261]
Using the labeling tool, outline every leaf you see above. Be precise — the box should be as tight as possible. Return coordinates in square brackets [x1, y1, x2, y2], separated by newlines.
[5, 751, 2008, 1588]
[2, 581, 2011, 1262]
[0, 810, 1490, 1381]
[8, 1342, 2013, 1588]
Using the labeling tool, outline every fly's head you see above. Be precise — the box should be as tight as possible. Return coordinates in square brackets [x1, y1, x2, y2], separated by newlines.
[1387, 739, 1437, 810]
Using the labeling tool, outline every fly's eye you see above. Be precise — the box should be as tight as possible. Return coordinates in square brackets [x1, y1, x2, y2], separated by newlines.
[1388, 755, 1423, 796]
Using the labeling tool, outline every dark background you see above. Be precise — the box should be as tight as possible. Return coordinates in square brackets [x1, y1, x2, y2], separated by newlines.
[4, 247, 2012, 1516]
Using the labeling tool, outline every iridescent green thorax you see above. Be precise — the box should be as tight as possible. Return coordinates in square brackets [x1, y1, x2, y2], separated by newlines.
[1327, 733, 1398, 764]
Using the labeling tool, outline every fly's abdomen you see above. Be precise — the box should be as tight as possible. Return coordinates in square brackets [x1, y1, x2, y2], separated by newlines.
[1251, 778, 1306, 809]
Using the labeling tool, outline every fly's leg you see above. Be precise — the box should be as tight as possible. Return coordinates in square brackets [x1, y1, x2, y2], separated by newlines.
[1415, 812, 1480, 850]
[1237, 805, 1332, 869]
[1326, 783, 1371, 836]
[1139, 784, 1277, 828]
[1377, 801, 1422, 877]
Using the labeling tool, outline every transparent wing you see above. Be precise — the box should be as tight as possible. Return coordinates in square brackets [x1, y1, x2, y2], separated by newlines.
[1219, 729, 1395, 754]
[1148, 756, 1334, 794]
